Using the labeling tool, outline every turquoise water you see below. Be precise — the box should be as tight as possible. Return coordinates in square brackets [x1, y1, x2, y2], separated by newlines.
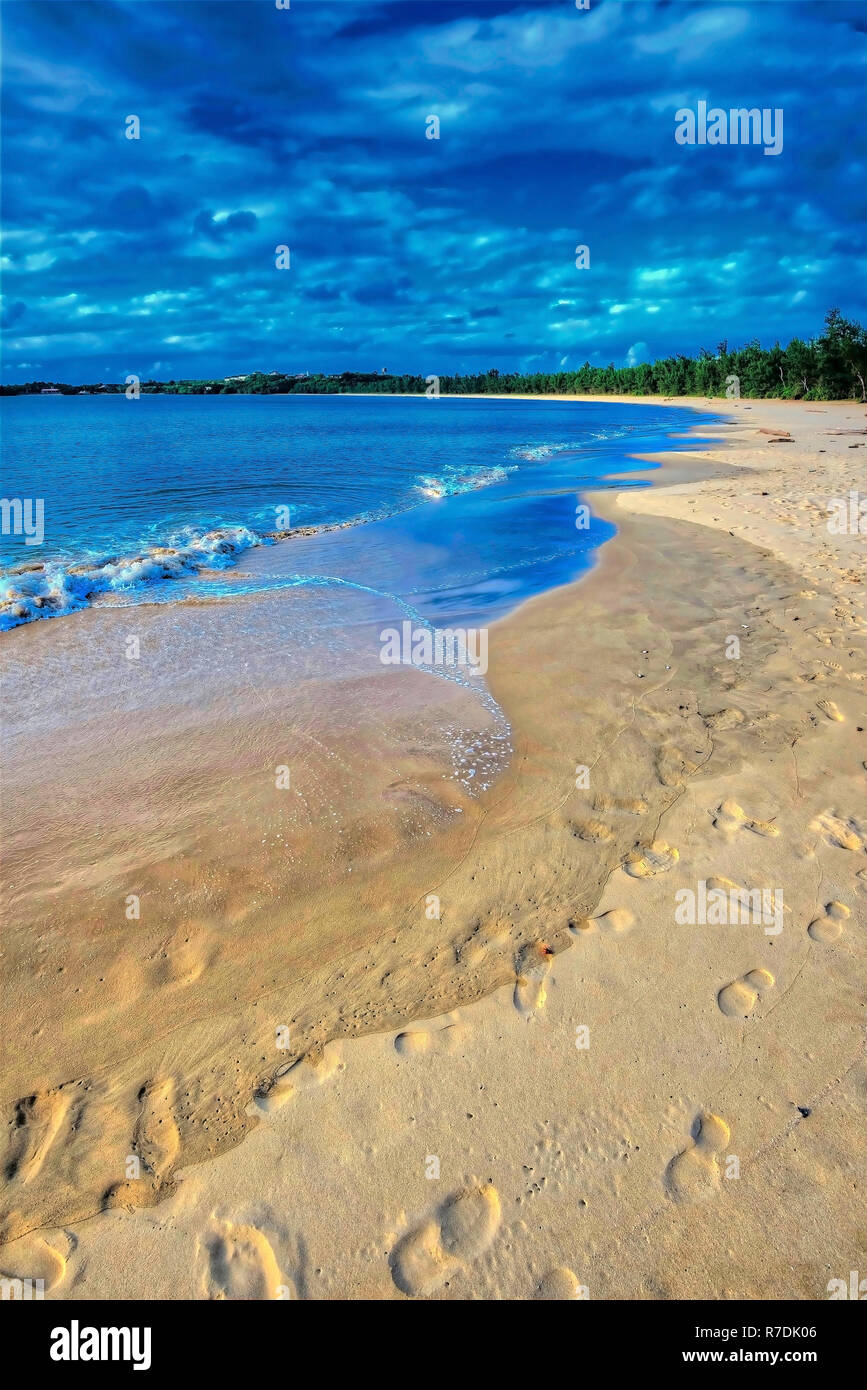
[0, 395, 718, 632]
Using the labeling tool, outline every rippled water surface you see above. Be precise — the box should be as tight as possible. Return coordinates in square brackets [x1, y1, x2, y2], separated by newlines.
[1, 394, 719, 630]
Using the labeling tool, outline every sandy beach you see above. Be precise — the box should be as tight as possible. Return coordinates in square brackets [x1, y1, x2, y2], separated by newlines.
[2, 396, 864, 1301]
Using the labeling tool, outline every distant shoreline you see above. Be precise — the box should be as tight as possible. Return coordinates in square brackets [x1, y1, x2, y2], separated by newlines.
[3, 306, 866, 402]
[2, 389, 862, 404]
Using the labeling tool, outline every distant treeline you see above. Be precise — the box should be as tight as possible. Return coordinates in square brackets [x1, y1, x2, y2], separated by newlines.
[3, 310, 865, 401]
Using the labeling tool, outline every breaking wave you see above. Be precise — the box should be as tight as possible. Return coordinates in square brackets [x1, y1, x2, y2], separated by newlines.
[1, 525, 264, 631]
[414, 464, 516, 499]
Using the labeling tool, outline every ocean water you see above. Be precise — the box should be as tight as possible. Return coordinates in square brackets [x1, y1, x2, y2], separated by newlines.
[0, 395, 718, 634]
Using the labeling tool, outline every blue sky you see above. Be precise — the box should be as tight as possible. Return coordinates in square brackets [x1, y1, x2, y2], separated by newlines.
[2, 0, 866, 382]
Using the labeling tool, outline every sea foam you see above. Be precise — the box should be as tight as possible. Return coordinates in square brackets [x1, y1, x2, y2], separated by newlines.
[1, 525, 263, 630]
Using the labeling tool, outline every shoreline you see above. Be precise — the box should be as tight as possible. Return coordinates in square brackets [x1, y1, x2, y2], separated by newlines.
[2, 397, 865, 1299]
[1, 393, 712, 635]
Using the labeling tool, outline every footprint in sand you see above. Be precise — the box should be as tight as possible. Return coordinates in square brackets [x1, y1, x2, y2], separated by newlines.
[395, 1019, 468, 1055]
[390, 1183, 501, 1297]
[201, 1215, 288, 1300]
[713, 800, 780, 838]
[816, 699, 845, 722]
[570, 818, 614, 843]
[133, 1076, 180, 1178]
[4, 1089, 70, 1187]
[665, 1112, 731, 1203]
[106, 1078, 180, 1210]
[535, 1266, 587, 1300]
[718, 968, 775, 1018]
[249, 1043, 344, 1115]
[656, 745, 699, 788]
[808, 901, 850, 943]
[570, 908, 635, 936]
[513, 941, 554, 1014]
[0, 1230, 73, 1296]
[812, 811, 866, 852]
[150, 925, 217, 987]
[624, 841, 679, 878]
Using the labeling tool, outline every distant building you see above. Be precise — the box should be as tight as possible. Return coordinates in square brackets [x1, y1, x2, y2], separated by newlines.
[40, 387, 61, 394]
